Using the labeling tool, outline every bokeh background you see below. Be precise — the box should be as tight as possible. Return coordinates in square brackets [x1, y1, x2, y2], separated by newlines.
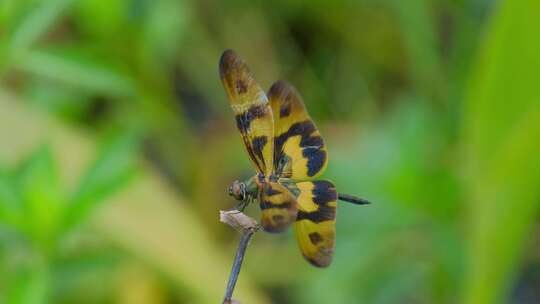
[1, 0, 539, 303]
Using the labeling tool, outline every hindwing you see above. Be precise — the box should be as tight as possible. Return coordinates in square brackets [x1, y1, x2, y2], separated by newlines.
[259, 181, 298, 233]
[292, 180, 337, 267]
[268, 81, 327, 180]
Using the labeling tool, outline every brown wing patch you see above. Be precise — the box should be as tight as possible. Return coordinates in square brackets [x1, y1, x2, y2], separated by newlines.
[268, 80, 327, 180]
[293, 180, 337, 267]
[220, 50, 274, 176]
[259, 181, 298, 233]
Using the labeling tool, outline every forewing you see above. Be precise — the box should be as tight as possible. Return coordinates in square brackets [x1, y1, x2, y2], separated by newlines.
[219, 50, 274, 176]
[259, 182, 298, 233]
[293, 180, 337, 267]
[268, 81, 327, 180]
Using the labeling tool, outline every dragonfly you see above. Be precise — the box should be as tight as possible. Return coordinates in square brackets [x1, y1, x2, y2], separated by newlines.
[219, 49, 370, 267]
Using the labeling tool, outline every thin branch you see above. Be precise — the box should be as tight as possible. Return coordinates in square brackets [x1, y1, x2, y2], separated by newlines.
[220, 210, 260, 304]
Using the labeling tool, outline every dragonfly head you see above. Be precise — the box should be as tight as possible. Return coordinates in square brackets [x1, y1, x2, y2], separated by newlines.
[228, 180, 247, 201]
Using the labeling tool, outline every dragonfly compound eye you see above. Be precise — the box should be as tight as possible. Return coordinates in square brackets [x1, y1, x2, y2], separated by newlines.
[230, 180, 246, 201]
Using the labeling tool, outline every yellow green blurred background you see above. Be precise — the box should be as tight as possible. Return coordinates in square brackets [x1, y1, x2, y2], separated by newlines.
[1, 0, 540, 303]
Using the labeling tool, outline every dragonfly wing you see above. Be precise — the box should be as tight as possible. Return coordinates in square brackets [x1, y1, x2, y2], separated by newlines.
[220, 50, 274, 176]
[268, 80, 327, 180]
[293, 180, 337, 267]
[259, 181, 298, 233]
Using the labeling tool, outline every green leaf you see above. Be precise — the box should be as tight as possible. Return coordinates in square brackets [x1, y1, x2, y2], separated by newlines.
[389, 0, 444, 99]
[0, 169, 23, 231]
[5, 262, 49, 304]
[73, 0, 127, 39]
[63, 132, 139, 231]
[8, 0, 73, 54]
[23, 79, 93, 123]
[462, 0, 540, 302]
[142, 0, 190, 62]
[0, 0, 25, 32]
[15, 145, 63, 251]
[12, 48, 136, 98]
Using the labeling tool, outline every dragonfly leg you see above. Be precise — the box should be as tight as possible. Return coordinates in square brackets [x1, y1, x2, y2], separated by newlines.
[235, 200, 249, 212]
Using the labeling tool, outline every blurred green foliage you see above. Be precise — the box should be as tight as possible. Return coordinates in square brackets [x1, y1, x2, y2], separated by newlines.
[0, 0, 539, 303]
[0, 134, 138, 303]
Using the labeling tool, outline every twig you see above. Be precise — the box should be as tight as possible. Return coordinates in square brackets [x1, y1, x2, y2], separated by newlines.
[220, 210, 260, 304]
